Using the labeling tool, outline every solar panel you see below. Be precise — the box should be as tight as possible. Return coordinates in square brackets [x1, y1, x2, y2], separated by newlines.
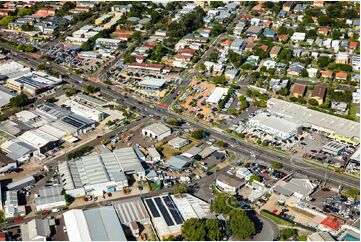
[145, 199, 160, 218]
[154, 197, 174, 226]
[163, 196, 183, 224]
[62, 116, 84, 128]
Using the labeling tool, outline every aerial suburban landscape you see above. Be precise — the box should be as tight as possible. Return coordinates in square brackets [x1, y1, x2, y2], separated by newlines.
[0, 0, 359, 241]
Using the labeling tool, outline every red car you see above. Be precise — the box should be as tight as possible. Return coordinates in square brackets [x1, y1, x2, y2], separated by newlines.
[272, 210, 278, 214]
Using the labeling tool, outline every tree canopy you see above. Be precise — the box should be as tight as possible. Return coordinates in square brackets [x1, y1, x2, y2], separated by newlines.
[229, 209, 256, 240]
[181, 218, 224, 241]
[10, 94, 29, 107]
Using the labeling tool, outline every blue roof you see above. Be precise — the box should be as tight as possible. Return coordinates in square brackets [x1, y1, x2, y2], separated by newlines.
[263, 29, 276, 37]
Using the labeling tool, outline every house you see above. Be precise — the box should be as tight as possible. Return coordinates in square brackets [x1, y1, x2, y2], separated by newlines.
[216, 174, 244, 195]
[270, 46, 282, 58]
[245, 25, 263, 38]
[317, 27, 330, 36]
[262, 58, 276, 70]
[235, 167, 253, 180]
[318, 215, 344, 235]
[313, 1, 325, 7]
[291, 83, 307, 97]
[335, 52, 348, 64]
[142, 123, 171, 141]
[287, 62, 305, 76]
[282, 1, 294, 11]
[291, 32, 306, 42]
[351, 55, 360, 71]
[307, 68, 318, 78]
[263, 29, 276, 38]
[225, 69, 238, 80]
[168, 137, 189, 149]
[321, 70, 333, 79]
[335, 71, 348, 80]
[310, 84, 327, 104]
[349, 41, 358, 50]
[273, 178, 317, 199]
[278, 34, 289, 42]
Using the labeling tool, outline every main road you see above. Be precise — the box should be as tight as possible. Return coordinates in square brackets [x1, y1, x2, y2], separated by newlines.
[0, 39, 359, 191]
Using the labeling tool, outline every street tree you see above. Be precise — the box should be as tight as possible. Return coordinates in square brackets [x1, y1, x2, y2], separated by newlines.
[229, 209, 255, 240]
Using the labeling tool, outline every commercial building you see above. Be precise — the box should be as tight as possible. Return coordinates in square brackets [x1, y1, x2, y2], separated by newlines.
[0, 154, 16, 173]
[206, 87, 229, 104]
[148, 147, 162, 162]
[112, 197, 151, 225]
[63, 207, 127, 241]
[170, 194, 210, 220]
[21, 218, 51, 241]
[216, 174, 244, 195]
[0, 86, 15, 110]
[95, 38, 122, 49]
[58, 147, 145, 197]
[143, 195, 184, 239]
[248, 112, 300, 140]
[138, 77, 166, 90]
[322, 141, 346, 156]
[0, 61, 31, 81]
[142, 123, 171, 141]
[235, 167, 253, 181]
[3, 191, 25, 218]
[168, 137, 189, 149]
[63, 99, 106, 122]
[6, 71, 62, 96]
[182, 146, 202, 158]
[35, 186, 66, 211]
[273, 178, 317, 199]
[267, 98, 360, 144]
[17, 129, 59, 154]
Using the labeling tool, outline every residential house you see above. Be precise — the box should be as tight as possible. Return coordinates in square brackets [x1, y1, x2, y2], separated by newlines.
[321, 70, 333, 79]
[287, 62, 305, 76]
[335, 71, 348, 80]
[291, 83, 307, 97]
[336, 52, 349, 64]
[245, 26, 263, 39]
[270, 46, 282, 58]
[310, 84, 327, 104]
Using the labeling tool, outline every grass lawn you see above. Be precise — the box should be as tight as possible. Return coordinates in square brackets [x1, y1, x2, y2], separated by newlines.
[260, 210, 294, 226]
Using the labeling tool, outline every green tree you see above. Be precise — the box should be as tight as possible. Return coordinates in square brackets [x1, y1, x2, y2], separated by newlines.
[85, 85, 96, 94]
[271, 161, 283, 169]
[174, 183, 188, 196]
[280, 228, 298, 240]
[205, 219, 223, 241]
[17, 8, 33, 17]
[10, 94, 28, 107]
[210, 1, 225, 8]
[0, 16, 15, 26]
[181, 218, 207, 241]
[301, 69, 308, 77]
[229, 209, 255, 240]
[210, 194, 238, 214]
[278, 87, 289, 96]
[342, 188, 360, 200]
[191, 129, 206, 139]
[199, 62, 206, 71]
[308, 98, 319, 106]
[249, 175, 261, 184]
[123, 53, 135, 63]
[318, 56, 331, 68]
[209, 52, 218, 62]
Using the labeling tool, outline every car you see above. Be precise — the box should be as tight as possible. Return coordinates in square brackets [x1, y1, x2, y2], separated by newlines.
[63, 226, 67, 233]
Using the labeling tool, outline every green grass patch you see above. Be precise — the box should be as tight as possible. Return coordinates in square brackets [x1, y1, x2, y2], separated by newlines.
[260, 210, 294, 226]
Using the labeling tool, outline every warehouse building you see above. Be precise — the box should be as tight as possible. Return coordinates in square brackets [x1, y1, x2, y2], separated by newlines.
[248, 112, 300, 140]
[63, 207, 127, 241]
[7, 176, 35, 190]
[21, 218, 51, 241]
[0, 138, 35, 162]
[142, 123, 171, 141]
[163, 155, 193, 172]
[168, 137, 189, 149]
[0, 86, 15, 110]
[34, 186, 66, 211]
[267, 98, 360, 144]
[0, 154, 17, 173]
[34, 103, 71, 122]
[143, 195, 184, 239]
[113, 197, 151, 226]
[170, 194, 210, 221]
[58, 147, 145, 197]
[17, 129, 59, 154]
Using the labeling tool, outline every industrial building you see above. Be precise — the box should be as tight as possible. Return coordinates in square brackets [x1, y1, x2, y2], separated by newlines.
[267, 98, 360, 144]
[142, 123, 171, 141]
[143, 195, 184, 239]
[17, 129, 59, 154]
[7, 176, 35, 190]
[34, 186, 66, 211]
[112, 197, 151, 226]
[95, 38, 122, 49]
[0, 60, 31, 81]
[216, 173, 244, 195]
[21, 218, 51, 241]
[63, 99, 106, 122]
[3, 190, 25, 218]
[322, 141, 346, 156]
[63, 207, 127, 241]
[248, 112, 300, 140]
[168, 137, 189, 149]
[0, 86, 15, 110]
[58, 147, 145, 197]
[273, 178, 317, 200]
[163, 155, 193, 172]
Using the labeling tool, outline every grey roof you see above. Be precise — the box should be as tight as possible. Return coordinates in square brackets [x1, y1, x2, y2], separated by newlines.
[59, 147, 144, 190]
[199, 146, 216, 159]
[34, 103, 70, 122]
[4, 191, 18, 206]
[21, 218, 51, 241]
[7, 176, 35, 190]
[0, 120, 31, 136]
[84, 207, 127, 241]
[1, 138, 36, 160]
[268, 98, 360, 140]
[183, 146, 202, 157]
[113, 197, 151, 225]
[35, 186, 65, 206]
[143, 123, 170, 136]
[164, 155, 192, 171]
[0, 86, 15, 108]
[78, 94, 107, 106]
[273, 185, 294, 196]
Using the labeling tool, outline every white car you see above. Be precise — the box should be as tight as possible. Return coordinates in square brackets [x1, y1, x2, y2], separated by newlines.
[63, 226, 67, 233]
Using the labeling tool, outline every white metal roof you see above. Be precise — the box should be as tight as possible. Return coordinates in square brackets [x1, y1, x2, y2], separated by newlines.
[138, 77, 166, 88]
[267, 98, 360, 140]
[0, 87, 15, 108]
[63, 209, 92, 241]
[250, 112, 299, 135]
[142, 123, 170, 136]
[206, 87, 228, 103]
